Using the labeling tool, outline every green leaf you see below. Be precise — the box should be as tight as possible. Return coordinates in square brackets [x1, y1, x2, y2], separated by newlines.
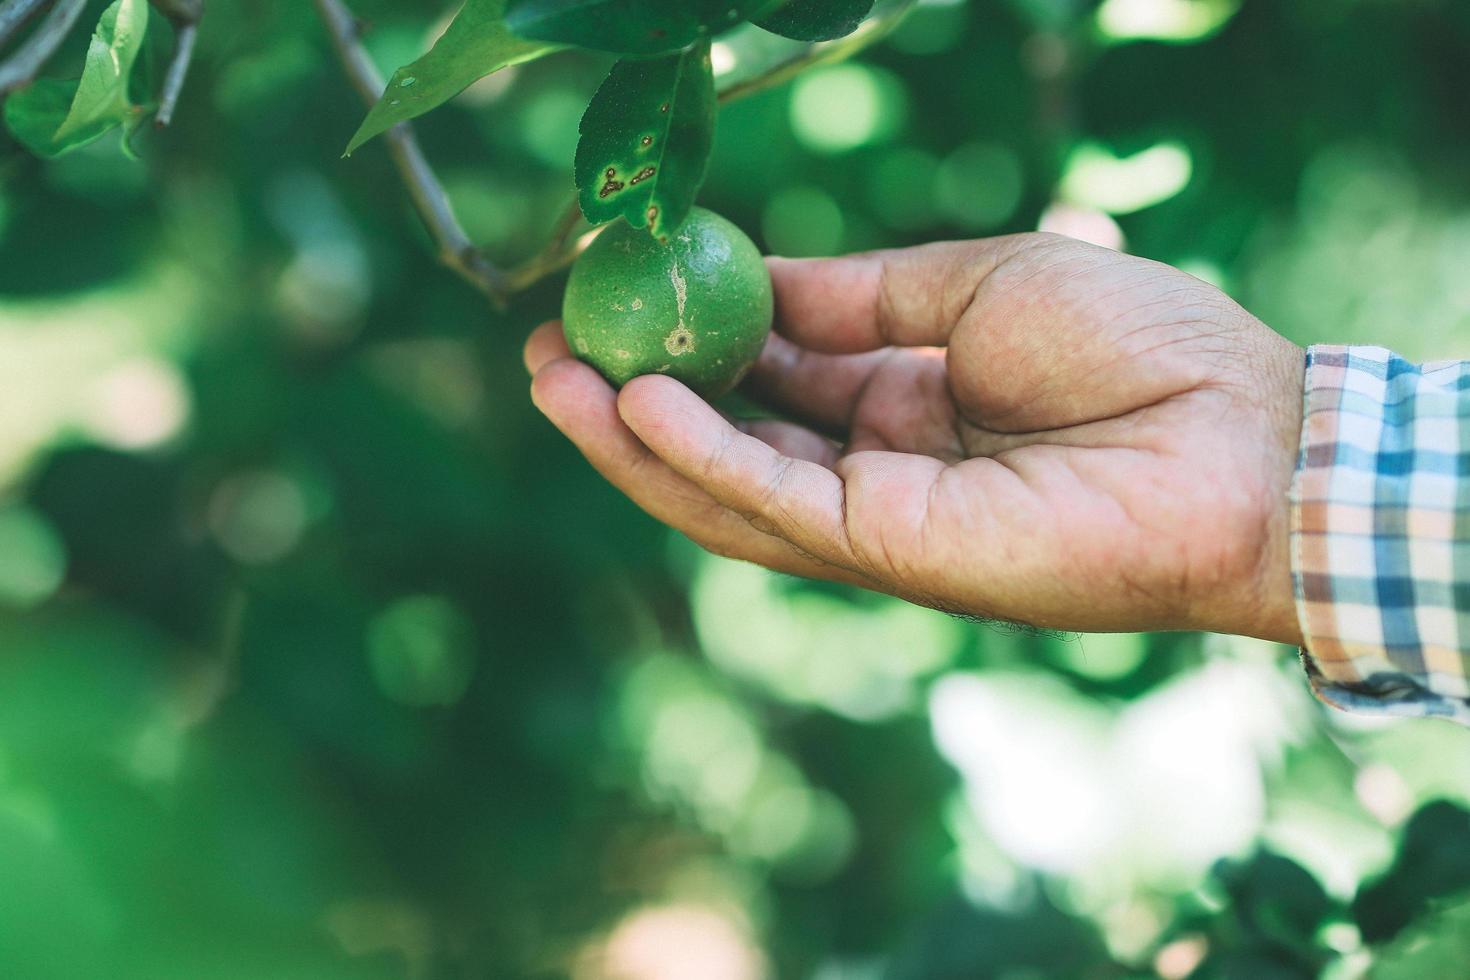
[755, 0, 876, 41]
[6, 80, 84, 157]
[4, 79, 137, 159]
[574, 41, 715, 241]
[505, 0, 777, 55]
[55, 0, 149, 142]
[345, 0, 561, 156]
[3, 0, 147, 157]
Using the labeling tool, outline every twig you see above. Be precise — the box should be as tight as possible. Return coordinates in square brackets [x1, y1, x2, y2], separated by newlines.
[0, 0, 86, 94]
[153, 20, 196, 127]
[504, 196, 588, 292]
[0, 0, 50, 50]
[716, 0, 918, 105]
[316, 0, 914, 302]
[501, 6, 918, 288]
[313, 0, 509, 304]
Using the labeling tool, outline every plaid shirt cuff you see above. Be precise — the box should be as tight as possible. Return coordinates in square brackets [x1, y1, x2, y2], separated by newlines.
[1290, 345, 1470, 725]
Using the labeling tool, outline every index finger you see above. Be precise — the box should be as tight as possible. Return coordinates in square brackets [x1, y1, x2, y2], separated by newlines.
[766, 236, 1030, 353]
[617, 374, 859, 571]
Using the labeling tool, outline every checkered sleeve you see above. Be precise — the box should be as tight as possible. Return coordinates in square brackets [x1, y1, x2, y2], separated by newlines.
[1290, 345, 1470, 724]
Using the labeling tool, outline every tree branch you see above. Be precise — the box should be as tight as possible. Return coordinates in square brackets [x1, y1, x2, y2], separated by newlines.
[316, 0, 915, 304]
[503, 3, 919, 290]
[0, 0, 86, 94]
[0, 0, 50, 50]
[504, 195, 587, 293]
[153, 19, 196, 127]
[313, 0, 509, 305]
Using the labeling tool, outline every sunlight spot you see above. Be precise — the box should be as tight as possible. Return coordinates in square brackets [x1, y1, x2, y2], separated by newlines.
[710, 41, 737, 77]
[1038, 203, 1125, 250]
[1059, 141, 1193, 215]
[207, 469, 309, 564]
[790, 65, 905, 153]
[1153, 935, 1209, 979]
[576, 904, 765, 980]
[82, 358, 190, 450]
[1096, 0, 1239, 43]
[1354, 763, 1413, 826]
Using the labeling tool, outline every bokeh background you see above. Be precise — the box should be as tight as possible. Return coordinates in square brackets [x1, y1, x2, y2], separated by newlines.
[3, 0, 1470, 977]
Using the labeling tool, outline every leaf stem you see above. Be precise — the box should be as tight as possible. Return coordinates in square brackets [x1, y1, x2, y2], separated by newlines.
[0, 0, 87, 94]
[313, 0, 510, 306]
[153, 19, 196, 128]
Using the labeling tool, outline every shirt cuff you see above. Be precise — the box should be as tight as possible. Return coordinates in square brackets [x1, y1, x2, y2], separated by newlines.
[1288, 345, 1470, 724]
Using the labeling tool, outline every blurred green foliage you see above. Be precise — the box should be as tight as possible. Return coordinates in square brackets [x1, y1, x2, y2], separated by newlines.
[2, 0, 1470, 977]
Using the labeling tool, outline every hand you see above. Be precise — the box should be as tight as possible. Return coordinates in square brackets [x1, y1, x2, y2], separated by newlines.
[525, 233, 1306, 644]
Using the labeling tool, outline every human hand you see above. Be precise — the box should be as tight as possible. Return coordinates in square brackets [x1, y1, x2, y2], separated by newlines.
[525, 233, 1306, 644]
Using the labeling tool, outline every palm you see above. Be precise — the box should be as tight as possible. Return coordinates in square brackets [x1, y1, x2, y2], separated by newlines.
[527, 234, 1305, 643]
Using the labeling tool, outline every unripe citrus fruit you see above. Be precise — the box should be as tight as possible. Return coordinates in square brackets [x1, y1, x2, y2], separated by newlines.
[562, 207, 774, 399]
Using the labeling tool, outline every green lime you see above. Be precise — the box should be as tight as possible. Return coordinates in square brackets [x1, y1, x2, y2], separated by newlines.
[562, 207, 774, 399]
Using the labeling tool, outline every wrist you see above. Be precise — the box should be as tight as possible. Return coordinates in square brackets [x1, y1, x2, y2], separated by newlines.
[1240, 332, 1307, 646]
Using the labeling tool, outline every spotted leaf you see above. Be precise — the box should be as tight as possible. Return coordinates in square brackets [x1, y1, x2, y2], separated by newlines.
[574, 41, 715, 241]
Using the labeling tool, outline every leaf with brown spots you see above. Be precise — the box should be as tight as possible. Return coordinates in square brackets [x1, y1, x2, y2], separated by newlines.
[574, 41, 715, 241]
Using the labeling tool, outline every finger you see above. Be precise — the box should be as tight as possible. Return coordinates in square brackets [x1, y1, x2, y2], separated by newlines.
[618, 375, 856, 569]
[530, 357, 875, 587]
[740, 333, 888, 436]
[742, 335, 961, 457]
[524, 320, 571, 375]
[533, 321, 844, 463]
[734, 417, 840, 468]
[766, 236, 1033, 353]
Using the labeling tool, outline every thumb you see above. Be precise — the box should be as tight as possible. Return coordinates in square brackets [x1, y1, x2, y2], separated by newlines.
[765, 236, 1033, 353]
